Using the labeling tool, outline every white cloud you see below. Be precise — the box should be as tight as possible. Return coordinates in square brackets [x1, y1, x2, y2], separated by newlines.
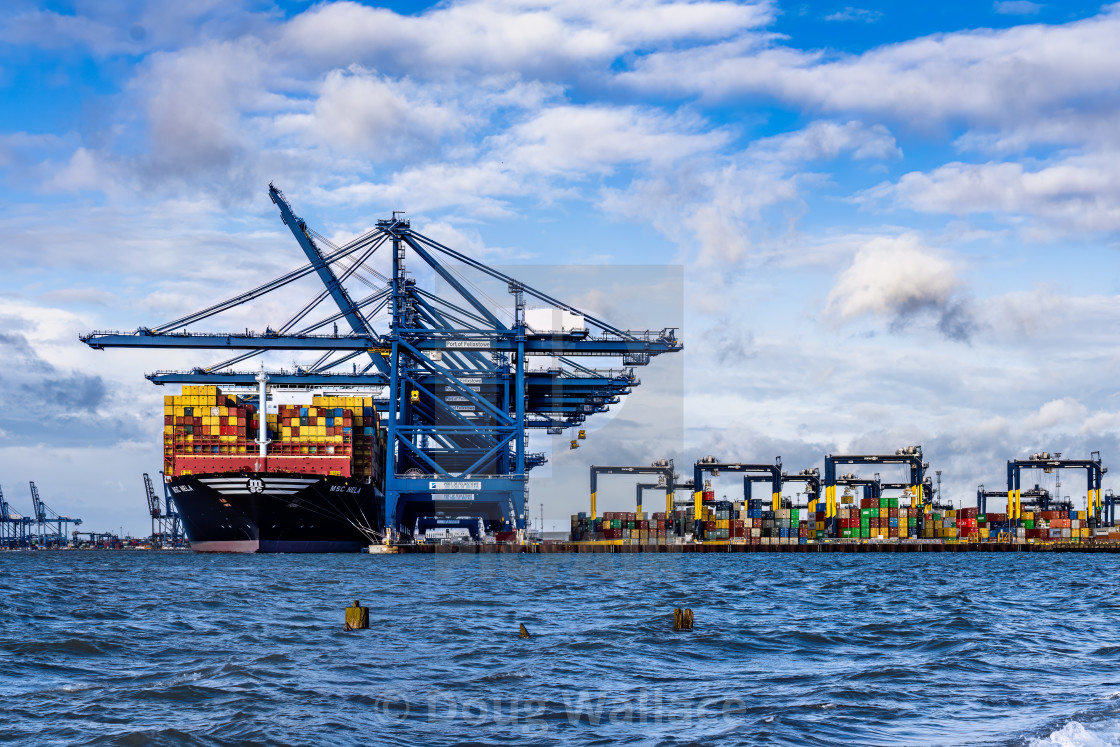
[749, 120, 900, 162]
[275, 67, 465, 158]
[825, 234, 962, 325]
[620, 6, 1120, 141]
[863, 153, 1120, 233]
[310, 161, 523, 217]
[497, 105, 730, 175]
[278, 0, 773, 77]
[1024, 398, 1088, 431]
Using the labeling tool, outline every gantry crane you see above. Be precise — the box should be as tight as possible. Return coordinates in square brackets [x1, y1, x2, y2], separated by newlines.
[1006, 451, 1106, 527]
[823, 447, 927, 534]
[589, 460, 676, 518]
[977, 483, 1052, 515]
[29, 482, 81, 547]
[783, 468, 821, 511]
[81, 184, 681, 538]
[0, 485, 33, 549]
[635, 482, 662, 513]
[144, 473, 183, 548]
[835, 472, 882, 505]
[741, 467, 821, 509]
[693, 456, 782, 512]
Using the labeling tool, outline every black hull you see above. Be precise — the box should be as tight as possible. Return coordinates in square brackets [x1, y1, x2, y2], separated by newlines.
[168, 474, 383, 553]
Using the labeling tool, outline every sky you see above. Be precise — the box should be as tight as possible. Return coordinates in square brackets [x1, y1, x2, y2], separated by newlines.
[1, 0, 1120, 534]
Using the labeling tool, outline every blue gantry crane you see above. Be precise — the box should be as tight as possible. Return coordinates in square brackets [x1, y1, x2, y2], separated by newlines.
[823, 446, 928, 534]
[977, 483, 1052, 515]
[693, 456, 783, 511]
[81, 185, 681, 538]
[143, 473, 182, 548]
[835, 472, 883, 506]
[0, 485, 34, 549]
[29, 482, 82, 548]
[1006, 451, 1105, 527]
[590, 460, 676, 518]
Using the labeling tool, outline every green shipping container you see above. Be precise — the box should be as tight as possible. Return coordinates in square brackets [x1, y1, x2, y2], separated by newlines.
[888, 497, 899, 508]
[879, 497, 889, 508]
[1023, 520, 1035, 529]
[860, 528, 870, 538]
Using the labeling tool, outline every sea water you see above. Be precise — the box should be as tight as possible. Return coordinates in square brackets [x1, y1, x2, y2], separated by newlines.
[2, 551, 1119, 745]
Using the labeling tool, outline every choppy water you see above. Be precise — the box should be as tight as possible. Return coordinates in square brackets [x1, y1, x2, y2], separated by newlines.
[3, 552, 1120, 745]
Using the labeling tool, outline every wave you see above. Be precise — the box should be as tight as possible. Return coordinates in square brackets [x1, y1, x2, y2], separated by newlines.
[1029, 719, 1120, 746]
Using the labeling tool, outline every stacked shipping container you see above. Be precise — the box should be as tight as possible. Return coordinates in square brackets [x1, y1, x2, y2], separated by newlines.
[569, 501, 1109, 544]
[164, 386, 382, 480]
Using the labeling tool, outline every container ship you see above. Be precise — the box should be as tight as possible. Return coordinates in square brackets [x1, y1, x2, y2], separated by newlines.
[163, 385, 384, 553]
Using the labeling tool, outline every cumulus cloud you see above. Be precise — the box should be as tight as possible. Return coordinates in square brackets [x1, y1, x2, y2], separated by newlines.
[861, 153, 1120, 234]
[749, 120, 901, 162]
[275, 67, 465, 159]
[619, 6, 1120, 142]
[279, 0, 773, 77]
[497, 105, 730, 175]
[1024, 398, 1089, 431]
[825, 235, 973, 340]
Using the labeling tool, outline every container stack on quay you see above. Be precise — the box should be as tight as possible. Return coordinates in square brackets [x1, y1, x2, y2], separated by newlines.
[569, 499, 1120, 546]
[163, 386, 383, 479]
[571, 501, 821, 545]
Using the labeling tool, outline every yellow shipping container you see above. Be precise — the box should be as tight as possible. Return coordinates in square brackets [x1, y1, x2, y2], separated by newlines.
[1078, 511, 1087, 521]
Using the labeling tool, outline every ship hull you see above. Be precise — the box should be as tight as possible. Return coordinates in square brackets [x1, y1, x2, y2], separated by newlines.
[168, 473, 382, 553]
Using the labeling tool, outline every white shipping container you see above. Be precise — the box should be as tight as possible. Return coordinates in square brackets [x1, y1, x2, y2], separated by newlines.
[525, 307, 586, 333]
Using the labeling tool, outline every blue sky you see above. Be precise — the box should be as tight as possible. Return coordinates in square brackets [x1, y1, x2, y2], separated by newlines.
[1, 0, 1120, 532]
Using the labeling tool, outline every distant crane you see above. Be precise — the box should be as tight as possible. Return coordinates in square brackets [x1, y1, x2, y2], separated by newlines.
[29, 482, 82, 548]
[144, 473, 183, 548]
[0, 485, 32, 548]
